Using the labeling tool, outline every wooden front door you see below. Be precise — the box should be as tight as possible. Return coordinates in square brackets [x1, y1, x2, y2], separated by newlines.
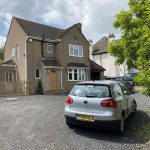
[50, 69, 57, 90]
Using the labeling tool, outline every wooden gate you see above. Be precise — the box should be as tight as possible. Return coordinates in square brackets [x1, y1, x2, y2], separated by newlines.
[0, 81, 29, 96]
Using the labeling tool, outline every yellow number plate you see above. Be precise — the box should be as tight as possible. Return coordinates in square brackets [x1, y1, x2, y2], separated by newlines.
[77, 114, 95, 122]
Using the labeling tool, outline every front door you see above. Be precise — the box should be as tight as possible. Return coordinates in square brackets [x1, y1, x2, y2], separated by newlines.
[50, 69, 57, 90]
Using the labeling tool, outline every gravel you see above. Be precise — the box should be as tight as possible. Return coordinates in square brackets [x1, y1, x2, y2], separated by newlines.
[0, 93, 150, 150]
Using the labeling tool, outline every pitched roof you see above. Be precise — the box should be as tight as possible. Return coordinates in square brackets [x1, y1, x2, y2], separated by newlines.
[67, 62, 89, 68]
[89, 59, 105, 71]
[1, 60, 16, 66]
[41, 58, 61, 67]
[14, 17, 64, 40]
[92, 37, 108, 55]
[92, 36, 120, 55]
[14, 17, 85, 41]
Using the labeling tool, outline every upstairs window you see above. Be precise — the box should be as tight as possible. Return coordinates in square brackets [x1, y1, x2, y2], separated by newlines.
[35, 68, 41, 79]
[11, 45, 19, 60]
[69, 44, 83, 57]
[16, 45, 19, 60]
[11, 47, 16, 57]
[47, 43, 53, 53]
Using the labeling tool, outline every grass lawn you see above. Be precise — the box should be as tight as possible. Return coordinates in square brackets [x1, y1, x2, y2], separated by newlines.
[135, 86, 143, 93]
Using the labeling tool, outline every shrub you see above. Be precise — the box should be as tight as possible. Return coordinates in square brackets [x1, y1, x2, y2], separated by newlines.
[36, 80, 43, 94]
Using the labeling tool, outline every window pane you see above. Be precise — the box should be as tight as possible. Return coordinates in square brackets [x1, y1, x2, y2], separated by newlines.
[82, 69, 85, 80]
[48, 44, 52, 53]
[9, 73, 13, 81]
[69, 44, 73, 56]
[69, 69, 72, 73]
[11, 48, 15, 57]
[6, 72, 9, 81]
[16, 45, 19, 60]
[74, 69, 77, 80]
[78, 69, 82, 80]
[69, 73, 72, 80]
[74, 48, 78, 56]
[6, 72, 13, 82]
[79, 46, 83, 57]
[36, 69, 40, 78]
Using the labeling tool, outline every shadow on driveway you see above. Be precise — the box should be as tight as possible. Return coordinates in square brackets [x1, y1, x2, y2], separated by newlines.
[72, 110, 150, 145]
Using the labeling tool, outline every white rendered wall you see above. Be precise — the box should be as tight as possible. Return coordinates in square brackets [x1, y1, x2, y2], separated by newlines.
[93, 53, 128, 77]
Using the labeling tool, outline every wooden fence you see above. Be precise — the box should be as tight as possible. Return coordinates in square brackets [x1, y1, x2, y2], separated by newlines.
[0, 81, 29, 96]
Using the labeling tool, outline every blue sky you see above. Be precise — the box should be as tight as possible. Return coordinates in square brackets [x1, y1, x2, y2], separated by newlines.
[0, 0, 128, 47]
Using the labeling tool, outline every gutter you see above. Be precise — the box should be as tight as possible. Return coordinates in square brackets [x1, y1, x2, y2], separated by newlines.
[45, 66, 63, 69]
[28, 36, 60, 43]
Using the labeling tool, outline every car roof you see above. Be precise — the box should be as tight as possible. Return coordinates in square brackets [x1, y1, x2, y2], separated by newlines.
[77, 80, 118, 85]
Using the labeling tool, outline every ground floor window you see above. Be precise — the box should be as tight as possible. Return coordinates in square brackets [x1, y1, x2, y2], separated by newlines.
[35, 68, 41, 79]
[5, 72, 14, 82]
[68, 69, 86, 81]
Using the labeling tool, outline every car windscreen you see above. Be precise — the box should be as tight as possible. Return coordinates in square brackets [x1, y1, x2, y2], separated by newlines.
[70, 84, 111, 98]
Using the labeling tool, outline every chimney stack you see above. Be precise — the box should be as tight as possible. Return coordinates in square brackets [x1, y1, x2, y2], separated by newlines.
[76, 23, 82, 31]
[108, 33, 115, 42]
[89, 39, 93, 60]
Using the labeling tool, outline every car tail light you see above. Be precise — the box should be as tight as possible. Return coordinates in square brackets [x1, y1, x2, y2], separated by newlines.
[65, 96, 73, 104]
[101, 99, 117, 108]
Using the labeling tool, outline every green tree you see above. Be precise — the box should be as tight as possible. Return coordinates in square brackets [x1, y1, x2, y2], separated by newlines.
[0, 47, 4, 64]
[108, 0, 150, 96]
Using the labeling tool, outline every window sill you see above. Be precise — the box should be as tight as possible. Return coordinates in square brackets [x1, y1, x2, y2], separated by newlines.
[69, 55, 83, 57]
[35, 78, 41, 80]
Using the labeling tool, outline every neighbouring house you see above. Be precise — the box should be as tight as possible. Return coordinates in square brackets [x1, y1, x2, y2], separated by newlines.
[1, 17, 105, 95]
[91, 33, 128, 77]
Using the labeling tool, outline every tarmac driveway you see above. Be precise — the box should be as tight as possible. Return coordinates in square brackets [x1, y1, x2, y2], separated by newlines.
[0, 93, 150, 150]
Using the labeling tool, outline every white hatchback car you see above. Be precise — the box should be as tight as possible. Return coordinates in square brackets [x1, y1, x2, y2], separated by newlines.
[65, 80, 137, 134]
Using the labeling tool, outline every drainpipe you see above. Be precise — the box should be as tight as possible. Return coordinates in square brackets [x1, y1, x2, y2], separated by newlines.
[15, 66, 18, 81]
[25, 37, 28, 94]
[60, 69, 63, 92]
[41, 34, 44, 57]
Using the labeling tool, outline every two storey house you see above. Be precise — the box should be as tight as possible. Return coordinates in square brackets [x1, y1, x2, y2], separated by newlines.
[2, 17, 105, 94]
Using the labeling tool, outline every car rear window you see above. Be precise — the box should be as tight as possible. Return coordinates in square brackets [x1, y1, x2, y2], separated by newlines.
[70, 84, 111, 98]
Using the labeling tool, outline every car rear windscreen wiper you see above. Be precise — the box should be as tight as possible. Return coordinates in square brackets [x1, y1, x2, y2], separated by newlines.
[85, 94, 97, 98]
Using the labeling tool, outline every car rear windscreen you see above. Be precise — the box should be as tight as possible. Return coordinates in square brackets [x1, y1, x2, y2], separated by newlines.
[70, 84, 111, 98]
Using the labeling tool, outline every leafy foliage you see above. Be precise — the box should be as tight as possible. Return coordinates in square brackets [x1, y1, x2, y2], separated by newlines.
[0, 47, 4, 64]
[108, 0, 150, 96]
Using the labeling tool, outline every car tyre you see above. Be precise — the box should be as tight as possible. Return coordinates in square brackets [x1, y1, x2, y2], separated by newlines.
[66, 120, 75, 128]
[132, 101, 137, 113]
[117, 114, 125, 135]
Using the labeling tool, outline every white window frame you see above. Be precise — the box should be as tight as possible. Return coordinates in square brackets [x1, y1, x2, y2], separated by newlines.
[35, 68, 41, 79]
[69, 44, 83, 57]
[47, 43, 53, 53]
[68, 69, 86, 81]
[11, 47, 16, 57]
[16, 45, 19, 60]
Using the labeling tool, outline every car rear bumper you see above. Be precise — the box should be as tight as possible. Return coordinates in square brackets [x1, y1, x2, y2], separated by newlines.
[65, 115, 120, 129]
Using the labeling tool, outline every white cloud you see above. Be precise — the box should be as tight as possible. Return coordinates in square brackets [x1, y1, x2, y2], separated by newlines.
[0, 35, 6, 47]
[0, 0, 129, 43]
